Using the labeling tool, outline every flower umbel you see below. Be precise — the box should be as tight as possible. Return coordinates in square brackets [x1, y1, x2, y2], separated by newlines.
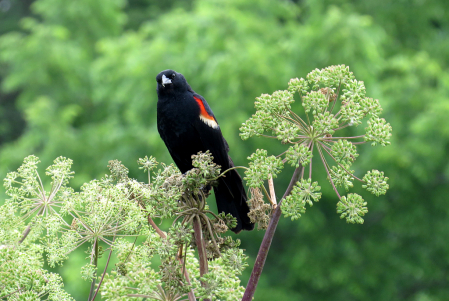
[241, 65, 391, 224]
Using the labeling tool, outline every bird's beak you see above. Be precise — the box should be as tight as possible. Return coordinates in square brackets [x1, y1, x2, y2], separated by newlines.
[162, 74, 172, 87]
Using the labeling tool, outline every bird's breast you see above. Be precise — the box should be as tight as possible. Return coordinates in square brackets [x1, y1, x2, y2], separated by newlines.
[157, 97, 196, 138]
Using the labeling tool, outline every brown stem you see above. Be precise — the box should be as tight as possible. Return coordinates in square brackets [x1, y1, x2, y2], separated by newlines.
[88, 239, 99, 301]
[178, 257, 196, 301]
[18, 206, 45, 244]
[18, 225, 32, 244]
[319, 142, 364, 182]
[317, 144, 341, 198]
[0, 286, 25, 299]
[148, 216, 166, 239]
[193, 216, 208, 276]
[325, 135, 365, 139]
[193, 215, 210, 301]
[309, 141, 314, 179]
[242, 165, 304, 301]
[91, 244, 113, 301]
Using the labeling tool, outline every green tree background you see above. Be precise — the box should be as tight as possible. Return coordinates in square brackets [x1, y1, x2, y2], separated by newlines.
[1, 0, 448, 300]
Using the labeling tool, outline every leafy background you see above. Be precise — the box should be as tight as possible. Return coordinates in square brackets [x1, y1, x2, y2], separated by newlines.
[1, 0, 448, 300]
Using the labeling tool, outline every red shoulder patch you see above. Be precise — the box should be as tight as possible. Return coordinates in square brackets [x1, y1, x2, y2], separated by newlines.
[194, 96, 215, 121]
[193, 96, 219, 129]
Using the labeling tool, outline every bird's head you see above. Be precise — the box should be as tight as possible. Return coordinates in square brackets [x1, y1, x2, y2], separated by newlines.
[156, 70, 192, 95]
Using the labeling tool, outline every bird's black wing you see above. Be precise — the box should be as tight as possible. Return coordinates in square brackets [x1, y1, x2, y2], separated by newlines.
[192, 93, 254, 232]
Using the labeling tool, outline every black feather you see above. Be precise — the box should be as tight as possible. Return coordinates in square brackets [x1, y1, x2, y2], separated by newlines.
[156, 69, 254, 233]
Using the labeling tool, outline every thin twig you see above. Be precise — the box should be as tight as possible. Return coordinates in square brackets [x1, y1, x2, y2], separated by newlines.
[148, 216, 166, 238]
[317, 144, 341, 198]
[0, 286, 25, 299]
[193, 215, 210, 301]
[267, 175, 277, 208]
[288, 108, 309, 131]
[329, 80, 342, 114]
[333, 124, 350, 131]
[148, 214, 195, 301]
[319, 142, 364, 182]
[260, 134, 278, 139]
[200, 213, 220, 255]
[209, 166, 247, 181]
[309, 142, 314, 179]
[351, 141, 367, 145]
[273, 112, 307, 134]
[179, 255, 196, 301]
[18, 206, 45, 244]
[193, 216, 208, 277]
[325, 135, 365, 140]
[88, 239, 99, 301]
[259, 184, 272, 206]
[91, 244, 114, 301]
[126, 294, 153, 298]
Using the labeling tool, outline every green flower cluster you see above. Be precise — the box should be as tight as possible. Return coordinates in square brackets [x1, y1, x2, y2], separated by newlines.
[336, 193, 368, 224]
[241, 65, 392, 224]
[1, 153, 249, 300]
[285, 143, 313, 167]
[281, 179, 322, 220]
[245, 149, 284, 188]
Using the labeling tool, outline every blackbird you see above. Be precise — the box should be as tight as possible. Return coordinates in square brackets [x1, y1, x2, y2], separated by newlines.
[156, 70, 254, 233]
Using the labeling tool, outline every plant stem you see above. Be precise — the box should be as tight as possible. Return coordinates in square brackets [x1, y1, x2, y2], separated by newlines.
[267, 174, 277, 208]
[18, 206, 45, 244]
[319, 142, 364, 182]
[326, 135, 365, 139]
[88, 239, 98, 301]
[91, 244, 113, 301]
[193, 215, 208, 275]
[0, 286, 25, 299]
[309, 142, 314, 179]
[210, 166, 248, 181]
[18, 225, 32, 244]
[148, 216, 166, 238]
[148, 215, 196, 301]
[329, 80, 342, 114]
[317, 144, 341, 198]
[242, 165, 303, 301]
[193, 215, 210, 301]
[179, 257, 196, 301]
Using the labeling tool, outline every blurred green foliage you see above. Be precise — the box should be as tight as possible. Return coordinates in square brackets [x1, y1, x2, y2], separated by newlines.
[1, 0, 448, 300]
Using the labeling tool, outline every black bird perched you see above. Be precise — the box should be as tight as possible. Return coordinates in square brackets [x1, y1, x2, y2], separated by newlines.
[156, 69, 254, 233]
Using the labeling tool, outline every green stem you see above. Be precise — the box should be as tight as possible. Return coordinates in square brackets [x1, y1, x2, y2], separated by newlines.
[260, 183, 273, 205]
[209, 166, 248, 181]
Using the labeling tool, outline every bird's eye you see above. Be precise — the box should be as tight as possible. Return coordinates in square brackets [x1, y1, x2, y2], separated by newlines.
[172, 73, 176, 78]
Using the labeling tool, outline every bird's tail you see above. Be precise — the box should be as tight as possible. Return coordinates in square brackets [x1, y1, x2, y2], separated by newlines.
[213, 168, 254, 233]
